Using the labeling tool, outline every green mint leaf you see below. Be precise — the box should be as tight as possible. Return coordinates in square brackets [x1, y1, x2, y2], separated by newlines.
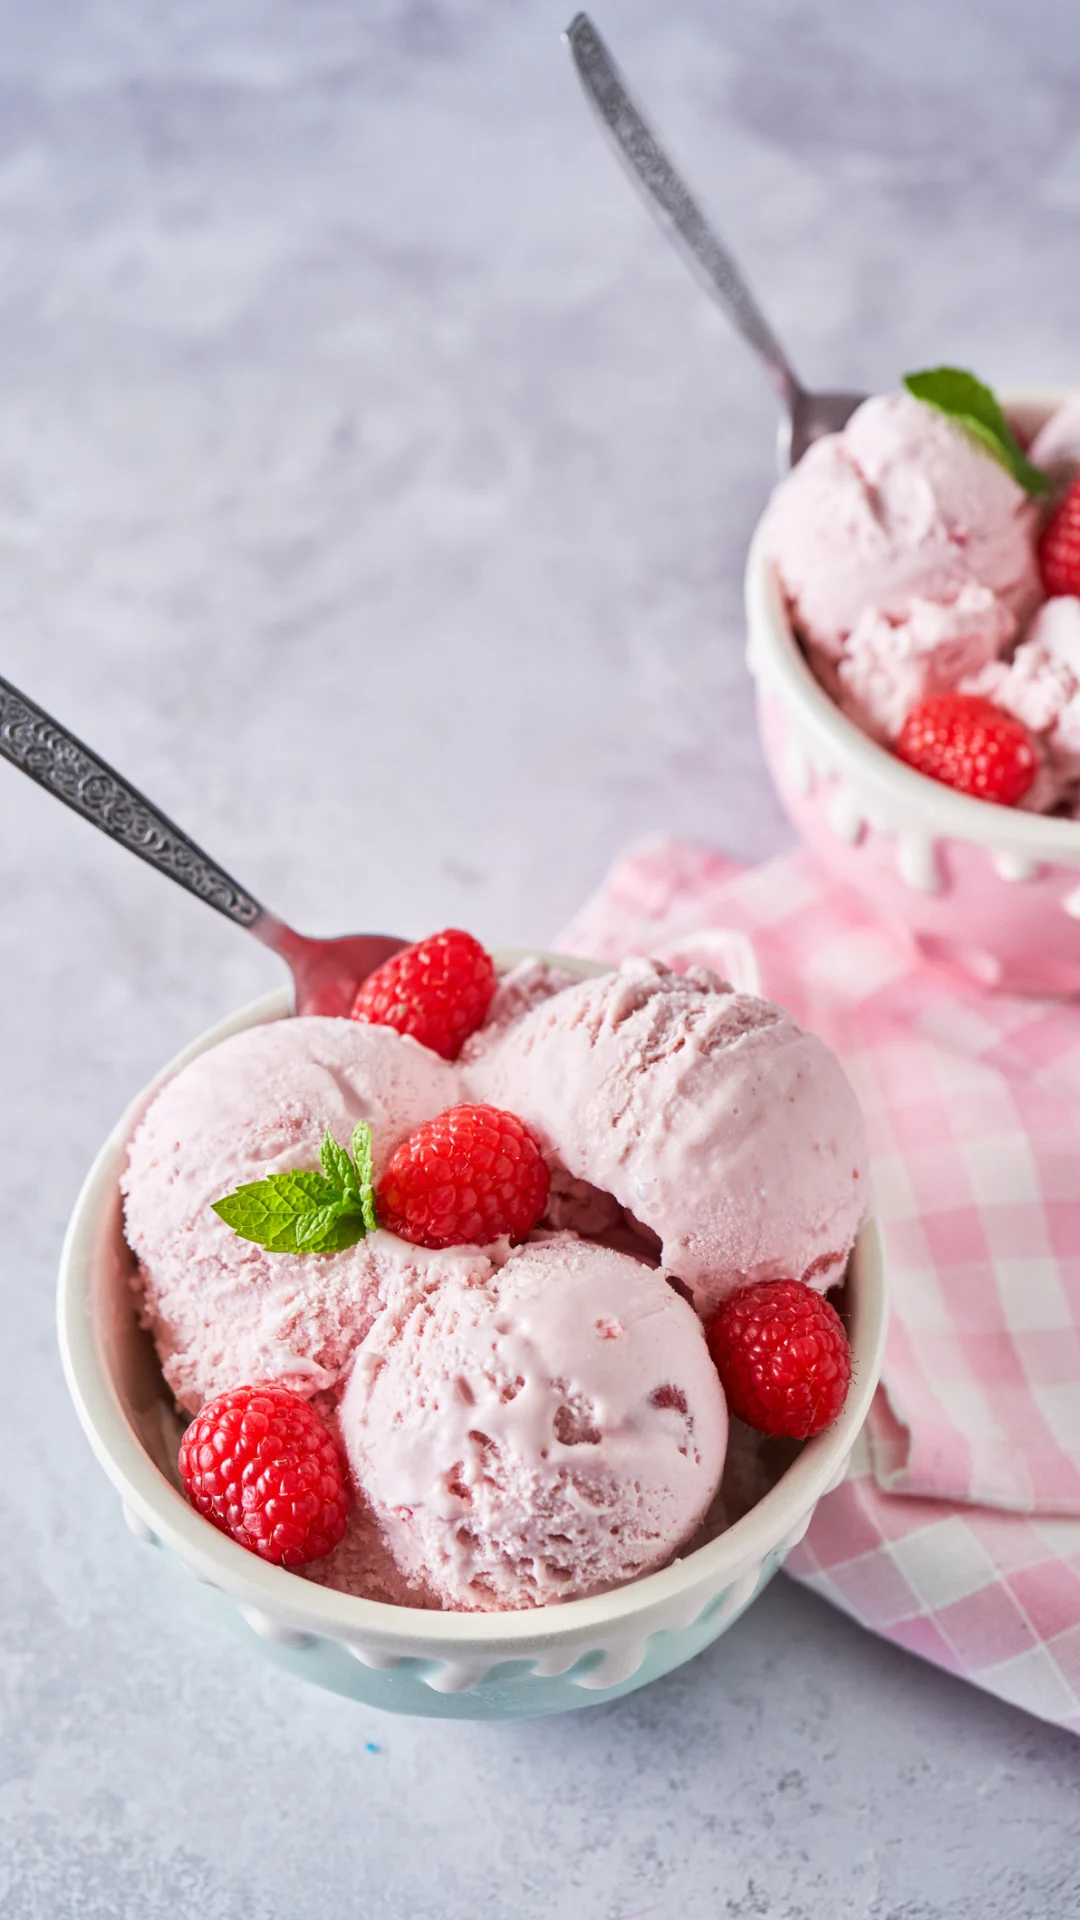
[320, 1127, 358, 1195]
[291, 1202, 371, 1253]
[212, 1139, 376, 1254]
[213, 1170, 337, 1252]
[351, 1120, 379, 1234]
[902, 367, 1051, 497]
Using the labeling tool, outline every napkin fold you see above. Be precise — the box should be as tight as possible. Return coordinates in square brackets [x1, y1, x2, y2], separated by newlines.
[557, 836, 1080, 1736]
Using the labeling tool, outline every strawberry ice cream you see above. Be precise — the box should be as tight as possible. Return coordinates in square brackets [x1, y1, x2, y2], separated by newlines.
[337, 1236, 727, 1611]
[766, 390, 1042, 659]
[836, 586, 1016, 743]
[123, 1016, 468, 1413]
[462, 957, 868, 1320]
[124, 938, 865, 1610]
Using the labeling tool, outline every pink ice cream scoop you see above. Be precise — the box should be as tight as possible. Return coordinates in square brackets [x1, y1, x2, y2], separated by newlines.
[463, 958, 868, 1319]
[1029, 400, 1080, 494]
[766, 391, 1042, 658]
[338, 1236, 727, 1611]
[962, 596, 1080, 812]
[122, 1017, 472, 1413]
[835, 585, 1016, 743]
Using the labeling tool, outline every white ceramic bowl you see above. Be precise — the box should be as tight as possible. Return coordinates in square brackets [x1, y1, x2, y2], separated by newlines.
[58, 955, 887, 1721]
[746, 389, 1080, 997]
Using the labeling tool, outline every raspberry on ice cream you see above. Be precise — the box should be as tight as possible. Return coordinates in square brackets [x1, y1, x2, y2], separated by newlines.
[122, 1016, 467, 1412]
[896, 692, 1039, 807]
[350, 929, 496, 1060]
[338, 1238, 728, 1610]
[766, 390, 1042, 659]
[179, 1383, 350, 1565]
[376, 1104, 551, 1250]
[707, 1280, 851, 1440]
[462, 958, 868, 1320]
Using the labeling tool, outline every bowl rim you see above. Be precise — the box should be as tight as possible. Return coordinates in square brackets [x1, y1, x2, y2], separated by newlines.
[57, 956, 888, 1653]
[744, 383, 1080, 865]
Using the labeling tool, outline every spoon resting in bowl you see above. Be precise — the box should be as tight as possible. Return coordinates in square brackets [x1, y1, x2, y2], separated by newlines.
[0, 672, 404, 1015]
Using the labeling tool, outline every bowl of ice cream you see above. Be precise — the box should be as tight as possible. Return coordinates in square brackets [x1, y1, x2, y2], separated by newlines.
[747, 384, 1080, 996]
[58, 948, 886, 1721]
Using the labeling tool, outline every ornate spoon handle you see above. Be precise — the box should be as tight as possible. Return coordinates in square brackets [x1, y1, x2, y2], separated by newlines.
[0, 672, 265, 928]
[565, 12, 801, 412]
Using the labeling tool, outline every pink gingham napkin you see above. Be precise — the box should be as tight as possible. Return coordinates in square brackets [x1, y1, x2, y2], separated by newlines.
[557, 836, 1080, 1735]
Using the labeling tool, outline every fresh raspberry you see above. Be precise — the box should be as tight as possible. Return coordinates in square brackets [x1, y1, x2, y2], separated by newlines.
[350, 929, 496, 1061]
[707, 1280, 851, 1440]
[1039, 474, 1080, 596]
[896, 691, 1038, 806]
[178, 1384, 350, 1566]
[376, 1103, 550, 1249]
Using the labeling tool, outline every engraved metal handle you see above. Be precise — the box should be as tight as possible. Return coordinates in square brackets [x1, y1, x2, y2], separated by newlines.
[565, 12, 802, 414]
[0, 673, 266, 929]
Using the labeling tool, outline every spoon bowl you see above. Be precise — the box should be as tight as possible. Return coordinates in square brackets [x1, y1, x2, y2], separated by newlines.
[783, 387, 866, 470]
[254, 921, 406, 1017]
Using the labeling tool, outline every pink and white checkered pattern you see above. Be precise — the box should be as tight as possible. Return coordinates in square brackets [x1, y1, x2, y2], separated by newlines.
[557, 835, 1080, 1735]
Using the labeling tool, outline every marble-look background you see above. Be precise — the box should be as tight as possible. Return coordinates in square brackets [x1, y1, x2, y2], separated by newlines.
[3, 1, 1080, 1913]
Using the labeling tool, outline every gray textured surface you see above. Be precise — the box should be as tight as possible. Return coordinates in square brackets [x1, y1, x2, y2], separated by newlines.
[3, 1, 1080, 1913]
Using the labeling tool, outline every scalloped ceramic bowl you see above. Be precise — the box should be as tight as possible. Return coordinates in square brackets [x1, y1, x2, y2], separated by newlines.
[747, 389, 1080, 997]
[58, 954, 887, 1721]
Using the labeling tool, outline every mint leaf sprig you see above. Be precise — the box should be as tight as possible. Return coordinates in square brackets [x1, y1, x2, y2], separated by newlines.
[902, 367, 1051, 498]
[212, 1122, 379, 1254]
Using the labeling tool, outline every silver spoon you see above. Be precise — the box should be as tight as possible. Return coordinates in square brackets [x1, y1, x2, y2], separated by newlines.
[565, 13, 864, 469]
[0, 674, 405, 1015]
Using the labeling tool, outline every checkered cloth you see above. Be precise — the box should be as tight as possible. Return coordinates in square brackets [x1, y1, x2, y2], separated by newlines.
[557, 836, 1080, 1735]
